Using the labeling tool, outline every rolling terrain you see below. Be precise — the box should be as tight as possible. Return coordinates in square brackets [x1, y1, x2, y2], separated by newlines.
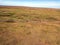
[0, 6, 60, 45]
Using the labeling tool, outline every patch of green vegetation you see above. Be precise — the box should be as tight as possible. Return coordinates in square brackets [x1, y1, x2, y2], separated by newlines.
[0, 11, 16, 23]
[0, 11, 15, 17]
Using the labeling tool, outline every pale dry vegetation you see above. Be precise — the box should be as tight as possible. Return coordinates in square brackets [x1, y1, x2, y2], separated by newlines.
[0, 6, 60, 45]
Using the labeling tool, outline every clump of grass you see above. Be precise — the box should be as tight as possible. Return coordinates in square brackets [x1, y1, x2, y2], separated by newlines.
[5, 19, 16, 23]
[46, 17, 58, 21]
[26, 31, 31, 35]
[0, 11, 15, 17]
[56, 41, 60, 45]
[55, 26, 60, 32]
[0, 11, 16, 23]
[21, 14, 29, 17]
[15, 14, 31, 22]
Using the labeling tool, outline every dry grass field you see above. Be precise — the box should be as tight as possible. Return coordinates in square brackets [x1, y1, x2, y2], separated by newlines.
[0, 6, 60, 45]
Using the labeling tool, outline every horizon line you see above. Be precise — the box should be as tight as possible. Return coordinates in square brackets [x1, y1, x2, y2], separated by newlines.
[0, 5, 60, 9]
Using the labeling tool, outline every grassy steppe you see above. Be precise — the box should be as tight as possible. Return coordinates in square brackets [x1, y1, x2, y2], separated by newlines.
[0, 6, 60, 45]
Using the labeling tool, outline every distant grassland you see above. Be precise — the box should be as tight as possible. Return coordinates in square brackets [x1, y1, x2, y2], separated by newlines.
[0, 6, 60, 45]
